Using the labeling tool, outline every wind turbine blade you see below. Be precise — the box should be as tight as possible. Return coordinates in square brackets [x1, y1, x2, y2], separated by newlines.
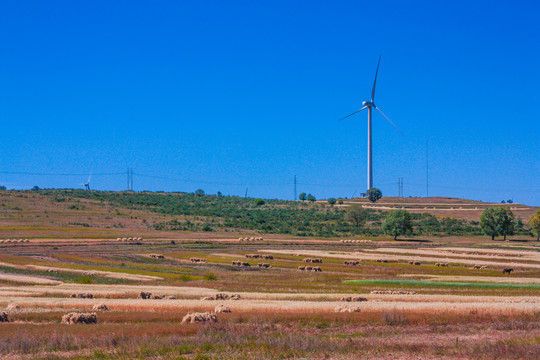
[87, 169, 92, 183]
[371, 56, 381, 102]
[338, 106, 367, 121]
[375, 106, 404, 136]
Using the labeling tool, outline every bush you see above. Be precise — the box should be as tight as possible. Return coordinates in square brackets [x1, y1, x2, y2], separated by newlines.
[203, 273, 217, 281]
[254, 198, 265, 206]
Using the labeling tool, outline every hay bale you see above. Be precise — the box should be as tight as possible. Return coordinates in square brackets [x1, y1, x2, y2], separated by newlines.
[92, 304, 109, 311]
[138, 292, 152, 299]
[334, 305, 361, 313]
[181, 311, 217, 324]
[61, 312, 97, 324]
[0, 312, 9, 322]
[6, 304, 20, 311]
[214, 304, 231, 313]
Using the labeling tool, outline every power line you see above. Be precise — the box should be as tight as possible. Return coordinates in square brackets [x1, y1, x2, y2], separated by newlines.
[0, 171, 123, 176]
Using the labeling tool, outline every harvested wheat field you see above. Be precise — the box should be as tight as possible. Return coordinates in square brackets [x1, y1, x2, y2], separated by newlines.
[0, 233, 539, 360]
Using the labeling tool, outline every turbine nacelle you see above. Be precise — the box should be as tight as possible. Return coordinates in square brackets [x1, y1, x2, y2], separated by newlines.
[362, 101, 375, 107]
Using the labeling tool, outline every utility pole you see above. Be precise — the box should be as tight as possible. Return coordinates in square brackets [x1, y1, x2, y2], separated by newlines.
[130, 168, 134, 191]
[426, 140, 429, 198]
[127, 168, 130, 191]
[294, 175, 297, 201]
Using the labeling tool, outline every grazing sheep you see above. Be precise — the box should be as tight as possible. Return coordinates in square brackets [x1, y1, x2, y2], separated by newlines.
[370, 290, 416, 295]
[229, 294, 241, 300]
[298, 266, 306, 271]
[181, 312, 217, 324]
[334, 305, 361, 313]
[150, 294, 165, 300]
[214, 305, 231, 313]
[376, 259, 388, 263]
[232, 261, 250, 267]
[70, 293, 94, 299]
[171, 240, 176, 245]
[344, 260, 360, 266]
[0, 312, 9, 322]
[257, 263, 271, 268]
[436, 263, 449, 267]
[190, 258, 206, 263]
[164, 295, 177, 300]
[245, 254, 262, 259]
[92, 304, 109, 311]
[341, 296, 368, 302]
[502, 268, 514, 275]
[408, 261, 421, 265]
[138, 292, 152, 299]
[312, 267, 322, 272]
[262, 255, 274, 260]
[201, 296, 215, 300]
[149, 254, 165, 259]
[61, 312, 97, 324]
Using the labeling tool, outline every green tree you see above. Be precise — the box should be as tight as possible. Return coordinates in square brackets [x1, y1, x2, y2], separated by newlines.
[0, 185, 6, 191]
[299, 193, 307, 201]
[31, 186, 40, 191]
[529, 210, 540, 241]
[346, 206, 368, 230]
[327, 198, 336, 207]
[480, 207, 515, 240]
[382, 209, 412, 240]
[366, 188, 382, 203]
[497, 207, 515, 240]
[337, 198, 344, 205]
[194, 189, 205, 196]
[480, 207, 499, 240]
[254, 198, 265, 206]
[307, 193, 316, 202]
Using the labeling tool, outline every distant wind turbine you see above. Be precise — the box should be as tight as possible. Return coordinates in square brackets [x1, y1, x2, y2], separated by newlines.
[80, 170, 92, 190]
[339, 56, 403, 191]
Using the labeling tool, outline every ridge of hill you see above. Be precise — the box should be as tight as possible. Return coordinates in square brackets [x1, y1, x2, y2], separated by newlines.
[0, 190, 536, 239]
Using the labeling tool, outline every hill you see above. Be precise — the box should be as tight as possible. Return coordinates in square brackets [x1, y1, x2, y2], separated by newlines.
[0, 190, 536, 239]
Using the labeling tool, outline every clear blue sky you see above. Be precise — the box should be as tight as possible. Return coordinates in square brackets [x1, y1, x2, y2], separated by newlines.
[1, 1, 539, 205]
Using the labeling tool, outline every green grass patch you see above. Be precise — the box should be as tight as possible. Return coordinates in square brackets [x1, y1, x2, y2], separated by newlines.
[344, 279, 540, 289]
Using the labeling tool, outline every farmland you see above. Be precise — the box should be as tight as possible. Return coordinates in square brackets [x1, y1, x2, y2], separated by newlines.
[0, 191, 539, 359]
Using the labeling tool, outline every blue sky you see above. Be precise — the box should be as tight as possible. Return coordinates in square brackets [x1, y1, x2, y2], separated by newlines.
[1, 1, 539, 205]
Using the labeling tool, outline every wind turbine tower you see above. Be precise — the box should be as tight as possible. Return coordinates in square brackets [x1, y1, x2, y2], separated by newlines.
[339, 56, 403, 191]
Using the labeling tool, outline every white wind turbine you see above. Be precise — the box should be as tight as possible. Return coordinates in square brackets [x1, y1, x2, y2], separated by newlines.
[339, 56, 403, 191]
[80, 170, 92, 190]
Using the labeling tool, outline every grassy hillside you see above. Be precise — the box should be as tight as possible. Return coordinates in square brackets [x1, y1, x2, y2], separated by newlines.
[0, 189, 536, 239]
